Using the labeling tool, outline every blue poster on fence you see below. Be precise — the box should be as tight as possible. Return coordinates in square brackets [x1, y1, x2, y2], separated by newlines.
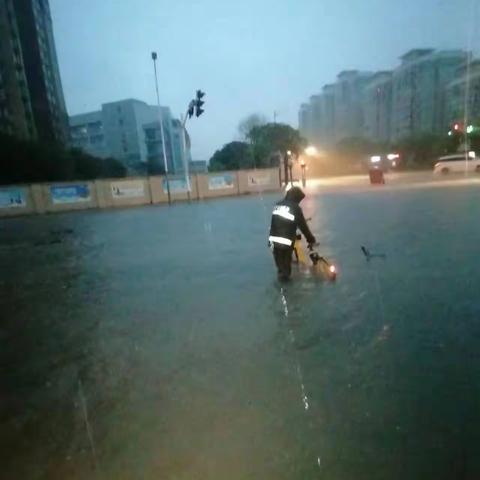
[50, 184, 91, 204]
[0, 187, 26, 208]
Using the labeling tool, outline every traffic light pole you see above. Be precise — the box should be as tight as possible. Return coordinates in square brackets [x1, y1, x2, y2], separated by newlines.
[180, 113, 191, 202]
[180, 92, 204, 202]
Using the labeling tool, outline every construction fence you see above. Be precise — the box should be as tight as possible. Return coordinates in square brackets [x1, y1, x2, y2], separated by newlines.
[0, 168, 281, 217]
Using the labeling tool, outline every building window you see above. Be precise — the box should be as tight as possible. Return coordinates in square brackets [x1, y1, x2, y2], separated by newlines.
[118, 118, 123, 126]
[90, 135, 104, 144]
[145, 128, 156, 140]
[87, 121, 102, 134]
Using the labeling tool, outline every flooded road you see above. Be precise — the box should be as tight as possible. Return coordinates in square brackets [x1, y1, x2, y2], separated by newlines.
[1, 175, 480, 479]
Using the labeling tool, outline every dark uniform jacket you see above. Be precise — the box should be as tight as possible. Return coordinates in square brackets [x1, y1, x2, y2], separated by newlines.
[269, 187, 316, 248]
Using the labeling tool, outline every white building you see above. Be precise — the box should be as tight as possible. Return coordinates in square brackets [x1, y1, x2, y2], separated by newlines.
[143, 118, 190, 174]
[69, 110, 108, 158]
[70, 99, 188, 174]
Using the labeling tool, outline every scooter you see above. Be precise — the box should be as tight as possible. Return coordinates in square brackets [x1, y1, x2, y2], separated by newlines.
[293, 234, 337, 281]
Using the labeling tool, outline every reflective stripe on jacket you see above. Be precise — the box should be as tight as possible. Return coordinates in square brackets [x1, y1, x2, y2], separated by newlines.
[269, 198, 315, 247]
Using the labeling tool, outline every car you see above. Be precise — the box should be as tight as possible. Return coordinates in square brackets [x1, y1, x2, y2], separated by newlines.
[367, 153, 402, 172]
[433, 152, 480, 174]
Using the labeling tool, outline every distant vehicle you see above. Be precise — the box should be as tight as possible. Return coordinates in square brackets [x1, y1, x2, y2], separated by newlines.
[367, 152, 401, 171]
[386, 153, 401, 169]
[433, 152, 480, 174]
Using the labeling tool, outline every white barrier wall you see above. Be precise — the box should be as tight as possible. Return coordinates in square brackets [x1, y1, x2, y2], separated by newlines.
[0, 185, 36, 216]
[0, 168, 281, 218]
[239, 168, 280, 193]
[96, 178, 152, 208]
[198, 171, 240, 199]
[42, 182, 98, 213]
[150, 175, 198, 203]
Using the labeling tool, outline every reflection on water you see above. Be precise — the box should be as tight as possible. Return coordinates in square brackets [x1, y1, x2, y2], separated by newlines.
[1, 182, 480, 478]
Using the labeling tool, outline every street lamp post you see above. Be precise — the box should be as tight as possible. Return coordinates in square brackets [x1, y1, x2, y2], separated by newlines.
[300, 158, 306, 187]
[151, 51, 171, 205]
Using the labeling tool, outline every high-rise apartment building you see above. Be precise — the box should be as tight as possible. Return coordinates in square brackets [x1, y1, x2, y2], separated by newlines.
[391, 49, 469, 140]
[333, 70, 372, 143]
[445, 60, 480, 127]
[363, 71, 393, 143]
[0, 0, 68, 142]
[299, 49, 470, 147]
[298, 103, 312, 142]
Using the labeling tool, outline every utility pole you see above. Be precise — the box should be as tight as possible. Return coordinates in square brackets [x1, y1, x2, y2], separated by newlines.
[151, 51, 171, 205]
[273, 111, 277, 123]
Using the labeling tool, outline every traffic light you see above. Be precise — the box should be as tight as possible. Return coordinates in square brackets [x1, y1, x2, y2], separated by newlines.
[187, 100, 195, 119]
[195, 90, 205, 117]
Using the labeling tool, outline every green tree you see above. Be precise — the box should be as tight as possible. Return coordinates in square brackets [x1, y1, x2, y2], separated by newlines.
[247, 123, 306, 167]
[71, 148, 103, 179]
[102, 157, 127, 178]
[0, 133, 126, 184]
[238, 113, 267, 140]
[208, 141, 254, 171]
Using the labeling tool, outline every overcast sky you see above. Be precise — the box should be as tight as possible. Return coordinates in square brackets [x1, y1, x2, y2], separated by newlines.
[50, 0, 478, 160]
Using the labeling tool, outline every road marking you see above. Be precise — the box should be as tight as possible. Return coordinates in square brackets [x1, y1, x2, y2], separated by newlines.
[280, 288, 319, 466]
[78, 379, 100, 475]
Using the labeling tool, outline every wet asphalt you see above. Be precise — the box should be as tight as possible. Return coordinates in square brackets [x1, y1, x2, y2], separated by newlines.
[1, 173, 480, 479]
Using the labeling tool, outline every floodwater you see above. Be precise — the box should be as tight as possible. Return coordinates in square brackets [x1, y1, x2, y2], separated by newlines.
[1, 174, 480, 479]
